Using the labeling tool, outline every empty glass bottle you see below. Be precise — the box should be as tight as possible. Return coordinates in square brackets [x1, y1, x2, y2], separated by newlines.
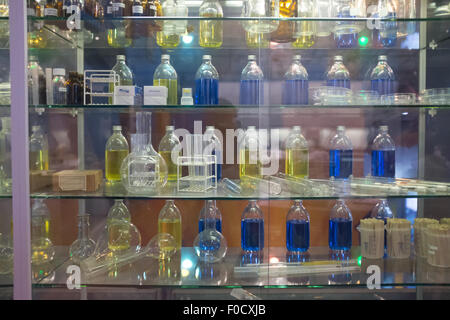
[329, 199, 352, 252]
[110, 55, 134, 104]
[28, 56, 47, 106]
[241, 200, 264, 252]
[153, 54, 178, 105]
[195, 55, 219, 105]
[105, 125, 129, 183]
[285, 126, 309, 179]
[293, 0, 316, 48]
[198, 200, 222, 233]
[157, 0, 180, 48]
[31, 199, 54, 265]
[0, 117, 11, 192]
[52, 68, 68, 105]
[286, 200, 310, 252]
[158, 200, 182, 250]
[29, 125, 49, 171]
[370, 55, 395, 96]
[282, 55, 309, 105]
[326, 56, 351, 89]
[371, 125, 395, 178]
[158, 125, 181, 182]
[204, 126, 222, 181]
[329, 126, 353, 179]
[239, 126, 262, 179]
[69, 214, 96, 264]
[199, 0, 223, 48]
[240, 55, 264, 106]
[377, 0, 397, 47]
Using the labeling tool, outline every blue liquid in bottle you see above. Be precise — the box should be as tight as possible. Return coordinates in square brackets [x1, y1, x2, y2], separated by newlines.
[195, 78, 219, 105]
[240, 79, 263, 105]
[329, 149, 353, 179]
[286, 220, 310, 252]
[379, 12, 397, 47]
[371, 79, 394, 96]
[212, 149, 222, 181]
[326, 79, 351, 89]
[282, 80, 309, 105]
[329, 218, 352, 251]
[241, 219, 264, 251]
[335, 33, 358, 49]
[199, 218, 222, 233]
[371, 150, 395, 178]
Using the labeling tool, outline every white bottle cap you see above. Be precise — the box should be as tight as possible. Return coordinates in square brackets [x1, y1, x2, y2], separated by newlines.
[247, 126, 256, 130]
[113, 125, 122, 131]
[32, 125, 40, 132]
[117, 55, 126, 61]
[203, 55, 212, 60]
[380, 125, 388, 131]
[206, 126, 215, 130]
[337, 125, 345, 131]
[166, 125, 175, 131]
[292, 125, 301, 131]
[293, 55, 301, 60]
[334, 56, 343, 61]
[248, 55, 256, 60]
[378, 55, 387, 61]
[182, 88, 192, 97]
[161, 54, 170, 61]
[53, 68, 65, 76]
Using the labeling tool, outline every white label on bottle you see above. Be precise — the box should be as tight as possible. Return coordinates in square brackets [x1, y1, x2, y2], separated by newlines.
[27, 8, 36, 16]
[149, 5, 157, 11]
[112, 3, 125, 11]
[44, 8, 58, 17]
[59, 87, 68, 93]
[107, 6, 113, 14]
[132, 5, 144, 14]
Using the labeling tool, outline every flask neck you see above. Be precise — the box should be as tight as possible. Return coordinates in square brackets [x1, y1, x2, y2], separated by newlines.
[77, 215, 90, 240]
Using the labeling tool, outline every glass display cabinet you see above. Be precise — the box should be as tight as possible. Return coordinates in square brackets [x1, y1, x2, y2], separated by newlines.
[5, 0, 450, 300]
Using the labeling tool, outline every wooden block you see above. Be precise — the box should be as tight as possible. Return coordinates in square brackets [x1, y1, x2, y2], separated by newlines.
[30, 170, 55, 192]
[52, 170, 102, 192]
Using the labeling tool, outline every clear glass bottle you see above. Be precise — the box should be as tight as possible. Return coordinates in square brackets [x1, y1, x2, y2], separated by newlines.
[371, 125, 395, 178]
[204, 126, 222, 181]
[107, 199, 131, 222]
[199, 0, 223, 48]
[156, 0, 180, 48]
[153, 54, 178, 105]
[28, 56, 47, 106]
[0, 117, 11, 193]
[195, 55, 219, 105]
[29, 125, 49, 171]
[377, 0, 397, 47]
[175, 0, 188, 35]
[239, 55, 264, 106]
[270, 0, 296, 43]
[31, 199, 55, 265]
[282, 55, 308, 105]
[241, 200, 264, 252]
[105, 125, 129, 183]
[239, 126, 262, 179]
[110, 55, 134, 104]
[293, 0, 316, 48]
[132, 0, 144, 15]
[198, 200, 222, 233]
[158, 200, 182, 250]
[52, 68, 68, 105]
[44, 0, 60, 17]
[285, 126, 309, 179]
[158, 125, 181, 182]
[326, 56, 351, 89]
[329, 199, 352, 252]
[241, 0, 280, 34]
[286, 200, 310, 252]
[370, 55, 395, 96]
[329, 125, 353, 179]
[69, 214, 96, 264]
[107, 199, 132, 252]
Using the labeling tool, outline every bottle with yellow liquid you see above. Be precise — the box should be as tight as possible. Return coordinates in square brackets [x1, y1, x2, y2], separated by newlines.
[109, 55, 134, 104]
[107, 199, 132, 252]
[292, 0, 315, 48]
[31, 199, 55, 265]
[158, 200, 182, 250]
[285, 125, 309, 178]
[158, 125, 181, 182]
[246, 31, 270, 49]
[199, 0, 223, 48]
[239, 126, 262, 179]
[153, 54, 178, 105]
[29, 125, 49, 171]
[105, 125, 129, 183]
[156, 0, 180, 48]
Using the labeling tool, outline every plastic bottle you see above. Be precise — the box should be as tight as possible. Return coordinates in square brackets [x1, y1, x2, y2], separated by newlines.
[286, 200, 310, 252]
[110, 55, 134, 104]
[29, 125, 49, 171]
[329, 199, 352, 251]
[52, 68, 68, 105]
[153, 54, 178, 105]
[195, 55, 219, 105]
[199, 0, 223, 48]
[105, 125, 129, 183]
[198, 200, 222, 233]
[241, 200, 264, 252]
[329, 125, 353, 179]
[158, 200, 182, 250]
[239, 55, 264, 105]
[282, 55, 309, 105]
[158, 125, 181, 182]
[326, 56, 351, 89]
[285, 126, 309, 178]
[370, 55, 395, 96]
[27, 56, 47, 105]
[371, 125, 395, 178]
[156, 0, 180, 48]
[239, 126, 262, 179]
[204, 126, 222, 181]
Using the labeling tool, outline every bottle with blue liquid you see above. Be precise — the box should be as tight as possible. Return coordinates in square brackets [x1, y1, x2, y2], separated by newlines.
[198, 200, 223, 233]
[204, 126, 222, 181]
[282, 55, 309, 105]
[370, 199, 393, 249]
[326, 56, 351, 89]
[240, 55, 264, 106]
[195, 55, 219, 105]
[370, 55, 395, 96]
[329, 126, 353, 179]
[329, 199, 353, 252]
[371, 125, 395, 178]
[333, 0, 360, 48]
[286, 200, 310, 253]
[377, 0, 398, 47]
[241, 200, 264, 252]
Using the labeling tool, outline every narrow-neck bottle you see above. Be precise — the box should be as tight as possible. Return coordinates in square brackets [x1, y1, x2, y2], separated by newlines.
[105, 125, 129, 183]
[282, 55, 308, 105]
[329, 199, 352, 252]
[286, 200, 310, 252]
[29, 125, 49, 171]
[240, 55, 264, 106]
[107, 199, 132, 252]
[285, 126, 309, 178]
[198, 200, 222, 233]
[153, 54, 178, 105]
[195, 55, 219, 105]
[204, 126, 222, 181]
[28, 56, 47, 105]
[69, 214, 96, 263]
[241, 200, 264, 252]
[326, 56, 351, 89]
[329, 126, 353, 179]
[107, 199, 131, 222]
[156, 0, 180, 48]
[109, 55, 133, 104]
[371, 125, 395, 178]
[52, 68, 68, 105]
[293, 0, 315, 48]
[158, 125, 181, 182]
[158, 200, 182, 250]
[239, 126, 262, 179]
[199, 0, 223, 48]
[370, 55, 395, 96]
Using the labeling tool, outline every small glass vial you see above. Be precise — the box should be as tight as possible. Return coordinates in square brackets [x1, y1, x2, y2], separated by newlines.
[180, 88, 194, 105]
[158, 200, 182, 250]
[69, 214, 96, 264]
[241, 200, 264, 252]
[105, 125, 129, 184]
[52, 68, 67, 105]
[286, 200, 310, 253]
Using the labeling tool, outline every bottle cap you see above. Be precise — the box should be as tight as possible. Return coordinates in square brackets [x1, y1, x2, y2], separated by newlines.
[32, 125, 40, 132]
[293, 55, 301, 61]
[206, 126, 215, 130]
[202, 55, 212, 60]
[337, 125, 345, 131]
[166, 125, 175, 131]
[380, 125, 388, 131]
[292, 125, 301, 131]
[378, 55, 387, 61]
[113, 125, 122, 131]
[182, 88, 192, 97]
[334, 55, 343, 62]
[161, 54, 170, 61]
[248, 55, 256, 61]
[53, 68, 65, 76]
[29, 56, 38, 62]
[247, 126, 256, 130]
[117, 55, 126, 61]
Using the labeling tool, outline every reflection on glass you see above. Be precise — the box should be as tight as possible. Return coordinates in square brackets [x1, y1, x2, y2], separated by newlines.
[194, 261, 228, 285]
